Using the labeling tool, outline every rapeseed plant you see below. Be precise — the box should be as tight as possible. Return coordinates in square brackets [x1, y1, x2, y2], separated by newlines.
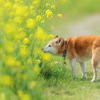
[30, 81, 37, 89]
[51, 5, 56, 9]
[0, 0, 62, 99]
[0, 75, 14, 86]
[23, 38, 30, 44]
[36, 59, 41, 63]
[5, 56, 16, 67]
[57, 13, 63, 18]
[34, 27, 47, 40]
[20, 45, 29, 56]
[36, 15, 43, 21]
[46, 3, 50, 6]
[18, 90, 31, 100]
[42, 53, 52, 62]
[46, 9, 53, 18]
[33, 66, 40, 73]
[26, 19, 36, 28]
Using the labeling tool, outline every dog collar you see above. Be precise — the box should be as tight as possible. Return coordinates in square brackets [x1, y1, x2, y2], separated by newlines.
[62, 41, 67, 64]
[62, 38, 70, 65]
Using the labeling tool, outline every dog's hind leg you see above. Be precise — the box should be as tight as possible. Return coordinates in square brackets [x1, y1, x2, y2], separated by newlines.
[91, 48, 100, 82]
[79, 62, 86, 78]
[70, 58, 76, 77]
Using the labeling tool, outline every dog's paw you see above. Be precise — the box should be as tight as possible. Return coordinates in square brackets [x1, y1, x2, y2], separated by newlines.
[91, 79, 97, 82]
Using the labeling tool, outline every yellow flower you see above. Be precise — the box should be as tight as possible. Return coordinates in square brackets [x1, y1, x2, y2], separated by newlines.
[32, 0, 40, 5]
[41, 19, 45, 23]
[15, 32, 26, 40]
[18, 90, 24, 98]
[29, 6, 35, 14]
[4, 42, 14, 53]
[26, 19, 36, 28]
[33, 66, 40, 73]
[4, 2, 13, 11]
[48, 34, 54, 39]
[20, 1, 24, 4]
[6, 46, 14, 53]
[34, 27, 47, 40]
[0, 8, 3, 18]
[46, 3, 50, 6]
[36, 59, 41, 63]
[57, 14, 63, 18]
[18, 90, 31, 100]
[30, 34, 33, 37]
[46, 9, 53, 18]
[5, 56, 16, 67]
[3, 23, 17, 35]
[15, 0, 20, 2]
[20, 45, 29, 56]
[1, 75, 14, 86]
[13, 16, 22, 24]
[42, 53, 52, 62]
[23, 38, 30, 44]
[34, 48, 43, 55]
[30, 81, 36, 89]
[15, 0, 23, 4]
[55, 62, 58, 64]
[14, 6, 29, 17]
[51, 5, 56, 9]
[0, 0, 4, 5]
[21, 94, 31, 100]
[36, 15, 42, 21]
[29, 5, 35, 10]
[27, 58, 33, 64]
[18, 28, 24, 32]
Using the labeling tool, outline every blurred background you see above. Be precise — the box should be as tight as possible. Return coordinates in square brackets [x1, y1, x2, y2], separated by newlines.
[0, 0, 100, 99]
[53, 0, 100, 38]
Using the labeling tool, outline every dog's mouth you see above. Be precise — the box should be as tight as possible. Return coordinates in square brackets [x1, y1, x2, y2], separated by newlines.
[49, 51, 53, 54]
[43, 50, 53, 54]
[42, 48, 54, 54]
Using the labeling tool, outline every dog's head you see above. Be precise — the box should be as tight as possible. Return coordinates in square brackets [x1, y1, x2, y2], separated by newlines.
[42, 35, 65, 56]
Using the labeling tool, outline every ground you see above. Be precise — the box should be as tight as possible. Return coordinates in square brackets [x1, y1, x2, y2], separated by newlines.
[53, 14, 100, 37]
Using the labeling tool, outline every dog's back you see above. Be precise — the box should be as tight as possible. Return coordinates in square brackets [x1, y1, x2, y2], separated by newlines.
[67, 35, 100, 59]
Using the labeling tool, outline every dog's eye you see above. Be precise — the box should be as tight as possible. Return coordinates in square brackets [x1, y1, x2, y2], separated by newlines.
[48, 45, 51, 47]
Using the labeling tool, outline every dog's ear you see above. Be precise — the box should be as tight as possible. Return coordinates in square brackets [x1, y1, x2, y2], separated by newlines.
[56, 37, 62, 45]
[55, 35, 59, 38]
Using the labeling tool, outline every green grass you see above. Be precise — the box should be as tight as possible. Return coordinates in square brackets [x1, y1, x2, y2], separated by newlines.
[43, 80, 100, 100]
[39, 57, 100, 100]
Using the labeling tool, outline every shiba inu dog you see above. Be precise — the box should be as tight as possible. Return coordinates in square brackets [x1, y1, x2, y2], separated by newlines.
[42, 35, 100, 82]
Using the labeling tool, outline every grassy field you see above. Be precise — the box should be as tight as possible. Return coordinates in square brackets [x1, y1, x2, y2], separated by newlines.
[0, 0, 100, 100]
[41, 57, 100, 100]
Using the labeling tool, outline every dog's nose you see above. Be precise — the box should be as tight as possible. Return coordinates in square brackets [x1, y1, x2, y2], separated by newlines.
[42, 48, 46, 53]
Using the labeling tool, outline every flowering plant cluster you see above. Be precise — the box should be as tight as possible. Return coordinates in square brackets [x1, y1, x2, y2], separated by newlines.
[0, 0, 62, 100]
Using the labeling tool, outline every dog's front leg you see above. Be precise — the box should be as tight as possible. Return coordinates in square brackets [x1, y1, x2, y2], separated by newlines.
[70, 58, 76, 77]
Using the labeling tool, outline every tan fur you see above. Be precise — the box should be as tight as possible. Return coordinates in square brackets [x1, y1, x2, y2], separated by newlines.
[42, 35, 100, 81]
